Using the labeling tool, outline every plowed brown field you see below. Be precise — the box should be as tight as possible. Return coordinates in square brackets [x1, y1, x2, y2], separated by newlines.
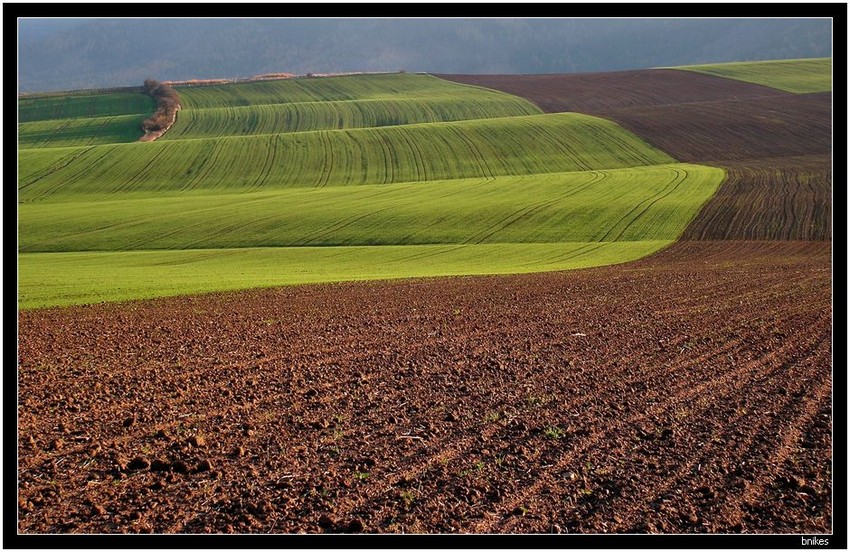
[599, 93, 831, 164]
[439, 69, 788, 114]
[680, 155, 832, 241]
[441, 71, 832, 242]
[17, 241, 832, 534]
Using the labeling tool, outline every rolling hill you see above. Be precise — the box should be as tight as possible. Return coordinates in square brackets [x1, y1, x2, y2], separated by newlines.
[443, 58, 832, 241]
[18, 72, 729, 308]
[15, 56, 834, 537]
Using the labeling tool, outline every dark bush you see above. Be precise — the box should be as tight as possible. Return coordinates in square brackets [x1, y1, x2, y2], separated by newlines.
[141, 79, 181, 134]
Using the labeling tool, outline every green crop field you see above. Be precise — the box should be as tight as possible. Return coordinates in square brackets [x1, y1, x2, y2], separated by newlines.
[168, 73, 542, 138]
[175, 73, 536, 110]
[18, 89, 155, 148]
[19, 242, 674, 309]
[19, 113, 677, 202]
[17, 73, 725, 309]
[19, 164, 722, 252]
[18, 114, 153, 148]
[19, 89, 154, 122]
[674, 57, 832, 94]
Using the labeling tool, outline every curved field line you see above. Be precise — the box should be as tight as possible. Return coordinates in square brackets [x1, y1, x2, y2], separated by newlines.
[20, 194, 296, 252]
[294, 208, 397, 246]
[40, 147, 121, 198]
[598, 167, 686, 242]
[318, 131, 336, 188]
[377, 131, 395, 186]
[184, 139, 228, 192]
[461, 172, 607, 245]
[119, 144, 175, 193]
[445, 124, 495, 180]
[17, 147, 96, 192]
[679, 158, 831, 241]
[391, 179, 503, 243]
[532, 122, 595, 172]
[547, 242, 609, 264]
[250, 134, 279, 191]
[397, 126, 427, 182]
[290, 179, 500, 246]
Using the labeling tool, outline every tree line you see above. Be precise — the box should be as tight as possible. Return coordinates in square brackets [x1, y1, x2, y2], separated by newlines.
[141, 79, 180, 133]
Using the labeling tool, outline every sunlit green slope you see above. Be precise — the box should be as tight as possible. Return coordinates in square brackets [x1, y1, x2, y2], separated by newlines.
[17, 73, 723, 309]
[674, 57, 832, 93]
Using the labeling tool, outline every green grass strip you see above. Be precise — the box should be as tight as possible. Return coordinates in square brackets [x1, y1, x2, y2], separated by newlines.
[168, 73, 541, 138]
[165, 96, 541, 138]
[18, 242, 671, 309]
[673, 57, 832, 93]
[19, 114, 148, 148]
[19, 90, 154, 122]
[19, 164, 724, 252]
[19, 113, 676, 202]
[175, 73, 539, 110]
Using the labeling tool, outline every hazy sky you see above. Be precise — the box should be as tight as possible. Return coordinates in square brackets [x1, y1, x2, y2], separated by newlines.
[18, 17, 833, 92]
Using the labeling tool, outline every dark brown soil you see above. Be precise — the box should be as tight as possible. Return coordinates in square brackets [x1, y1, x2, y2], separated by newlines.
[598, 92, 831, 164]
[679, 154, 832, 241]
[439, 69, 789, 114]
[17, 241, 832, 534]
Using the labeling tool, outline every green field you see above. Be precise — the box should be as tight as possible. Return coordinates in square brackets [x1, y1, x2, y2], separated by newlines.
[19, 89, 154, 122]
[675, 57, 832, 93]
[18, 73, 725, 309]
[18, 114, 153, 148]
[19, 242, 673, 309]
[18, 89, 155, 148]
[19, 112, 677, 202]
[168, 73, 542, 138]
[19, 164, 722, 252]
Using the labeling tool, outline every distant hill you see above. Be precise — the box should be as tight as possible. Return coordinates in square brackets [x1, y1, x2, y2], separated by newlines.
[17, 18, 833, 92]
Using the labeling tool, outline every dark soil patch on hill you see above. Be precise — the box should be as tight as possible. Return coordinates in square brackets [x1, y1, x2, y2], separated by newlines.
[600, 92, 831, 164]
[439, 69, 789, 114]
[680, 154, 832, 241]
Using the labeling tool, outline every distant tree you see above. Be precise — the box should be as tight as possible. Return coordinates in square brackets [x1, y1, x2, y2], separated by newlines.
[143, 78, 160, 93]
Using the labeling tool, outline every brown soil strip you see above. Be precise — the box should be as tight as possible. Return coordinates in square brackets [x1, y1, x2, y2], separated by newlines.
[439, 69, 790, 114]
[680, 154, 832, 241]
[599, 92, 831, 164]
[17, 241, 831, 534]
